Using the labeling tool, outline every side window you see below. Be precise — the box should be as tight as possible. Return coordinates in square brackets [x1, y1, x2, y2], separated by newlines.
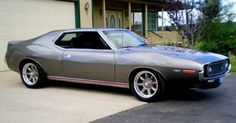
[55, 33, 77, 48]
[61, 33, 77, 41]
[55, 32, 111, 49]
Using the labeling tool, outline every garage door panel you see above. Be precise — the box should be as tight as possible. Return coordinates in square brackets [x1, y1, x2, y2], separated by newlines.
[0, 0, 75, 71]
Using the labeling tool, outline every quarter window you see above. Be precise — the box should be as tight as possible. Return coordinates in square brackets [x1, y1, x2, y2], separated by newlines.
[55, 32, 111, 49]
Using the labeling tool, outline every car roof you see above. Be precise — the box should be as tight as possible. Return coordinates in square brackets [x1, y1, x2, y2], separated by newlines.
[51, 28, 128, 33]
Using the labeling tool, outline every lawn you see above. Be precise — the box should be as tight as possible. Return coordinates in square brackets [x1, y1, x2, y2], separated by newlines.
[230, 56, 236, 72]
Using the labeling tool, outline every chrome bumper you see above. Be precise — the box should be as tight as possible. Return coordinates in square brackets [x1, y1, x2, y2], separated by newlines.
[199, 64, 231, 81]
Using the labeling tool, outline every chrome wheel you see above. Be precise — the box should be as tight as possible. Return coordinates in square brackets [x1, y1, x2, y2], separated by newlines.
[134, 71, 158, 99]
[22, 63, 39, 86]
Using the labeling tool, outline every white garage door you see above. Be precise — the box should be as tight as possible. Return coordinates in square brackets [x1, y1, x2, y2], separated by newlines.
[0, 0, 75, 71]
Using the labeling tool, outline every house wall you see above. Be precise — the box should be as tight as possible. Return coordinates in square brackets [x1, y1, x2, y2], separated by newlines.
[93, 0, 130, 28]
[80, 0, 93, 28]
[0, 0, 75, 71]
[93, 2, 104, 27]
[0, 0, 184, 71]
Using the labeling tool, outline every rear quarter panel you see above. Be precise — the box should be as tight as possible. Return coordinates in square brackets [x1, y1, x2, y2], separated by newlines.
[6, 31, 64, 76]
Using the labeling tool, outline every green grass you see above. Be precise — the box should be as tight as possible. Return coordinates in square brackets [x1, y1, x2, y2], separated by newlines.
[230, 56, 236, 72]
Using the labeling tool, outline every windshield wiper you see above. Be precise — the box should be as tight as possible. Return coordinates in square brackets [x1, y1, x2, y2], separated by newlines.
[120, 45, 134, 48]
[120, 44, 148, 48]
[138, 43, 148, 47]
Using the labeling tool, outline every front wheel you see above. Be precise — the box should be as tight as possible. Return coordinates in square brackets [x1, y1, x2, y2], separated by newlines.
[21, 62, 46, 88]
[130, 70, 166, 102]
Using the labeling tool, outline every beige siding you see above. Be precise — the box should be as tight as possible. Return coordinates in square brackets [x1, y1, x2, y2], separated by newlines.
[0, 0, 75, 71]
[93, 4, 104, 27]
[80, 0, 93, 28]
[93, 0, 129, 28]
[147, 31, 182, 45]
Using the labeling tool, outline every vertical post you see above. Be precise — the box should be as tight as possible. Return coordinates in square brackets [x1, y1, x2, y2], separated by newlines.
[156, 12, 158, 30]
[185, 0, 188, 29]
[103, 0, 106, 28]
[144, 4, 148, 38]
[74, 0, 80, 28]
[185, 0, 190, 48]
[128, 1, 131, 30]
[161, 8, 164, 31]
[175, 10, 178, 30]
[92, 0, 94, 27]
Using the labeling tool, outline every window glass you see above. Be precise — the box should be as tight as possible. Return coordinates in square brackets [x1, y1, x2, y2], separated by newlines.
[110, 15, 116, 28]
[103, 30, 147, 48]
[148, 12, 158, 31]
[55, 32, 111, 49]
[131, 12, 143, 36]
[61, 33, 77, 41]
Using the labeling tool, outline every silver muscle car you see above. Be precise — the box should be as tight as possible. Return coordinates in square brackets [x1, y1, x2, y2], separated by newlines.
[5, 29, 231, 102]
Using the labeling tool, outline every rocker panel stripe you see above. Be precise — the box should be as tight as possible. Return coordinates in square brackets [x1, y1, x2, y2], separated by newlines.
[47, 76, 129, 88]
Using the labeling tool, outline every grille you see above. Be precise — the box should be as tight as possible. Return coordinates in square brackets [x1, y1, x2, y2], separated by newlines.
[204, 60, 229, 77]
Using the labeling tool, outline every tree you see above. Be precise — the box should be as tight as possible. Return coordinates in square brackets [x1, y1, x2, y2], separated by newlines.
[196, 0, 236, 56]
[167, 0, 201, 48]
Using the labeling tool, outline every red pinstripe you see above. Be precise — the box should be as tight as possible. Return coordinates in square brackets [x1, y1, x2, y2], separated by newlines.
[47, 76, 129, 88]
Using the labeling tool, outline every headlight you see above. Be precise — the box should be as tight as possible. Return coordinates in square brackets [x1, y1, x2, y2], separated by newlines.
[207, 66, 212, 73]
[225, 62, 229, 69]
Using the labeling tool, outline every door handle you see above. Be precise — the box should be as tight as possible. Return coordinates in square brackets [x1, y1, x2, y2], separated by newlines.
[64, 54, 71, 58]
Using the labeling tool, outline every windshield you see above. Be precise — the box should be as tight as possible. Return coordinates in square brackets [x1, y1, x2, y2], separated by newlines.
[102, 30, 148, 48]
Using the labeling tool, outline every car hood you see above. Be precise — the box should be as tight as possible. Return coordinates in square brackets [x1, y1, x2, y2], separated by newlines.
[122, 45, 228, 64]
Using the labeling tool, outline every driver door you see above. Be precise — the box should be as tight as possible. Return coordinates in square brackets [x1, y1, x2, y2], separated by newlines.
[57, 31, 115, 81]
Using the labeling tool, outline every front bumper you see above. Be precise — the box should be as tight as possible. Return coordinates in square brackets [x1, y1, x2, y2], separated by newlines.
[194, 77, 224, 89]
[195, 64, 231, 89]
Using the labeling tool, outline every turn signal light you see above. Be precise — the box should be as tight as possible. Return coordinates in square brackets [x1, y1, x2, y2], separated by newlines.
[183, 70, 195, 75]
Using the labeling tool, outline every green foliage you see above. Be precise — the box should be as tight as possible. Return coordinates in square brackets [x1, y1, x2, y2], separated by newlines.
[201, 0, 221, 20]
[196, 0, 236, 56]
[230, 55, 236, 72]
[196, 22, 236, 56]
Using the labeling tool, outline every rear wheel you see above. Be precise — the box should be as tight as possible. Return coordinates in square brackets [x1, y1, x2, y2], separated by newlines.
[21, 62, 46, 88]
[130, 70, 166, 102]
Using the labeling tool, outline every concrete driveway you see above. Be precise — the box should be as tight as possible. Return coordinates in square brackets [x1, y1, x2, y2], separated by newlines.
[0, 71, 145, 123]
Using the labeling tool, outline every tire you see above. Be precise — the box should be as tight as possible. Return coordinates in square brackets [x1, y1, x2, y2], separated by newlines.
[130, 70, 166, 102]
[20, 62, 46, 88]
